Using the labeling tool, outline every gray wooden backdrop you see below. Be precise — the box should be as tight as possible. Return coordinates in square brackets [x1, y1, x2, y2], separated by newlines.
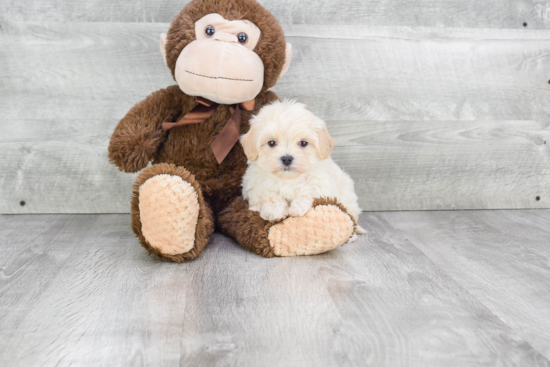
[1, 0, 549, 214]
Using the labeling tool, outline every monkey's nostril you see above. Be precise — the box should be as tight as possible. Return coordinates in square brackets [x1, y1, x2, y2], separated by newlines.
[281, 155, 294, 166]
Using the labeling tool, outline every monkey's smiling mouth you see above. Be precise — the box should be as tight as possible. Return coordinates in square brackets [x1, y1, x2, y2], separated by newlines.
[185, 70, 253, 82]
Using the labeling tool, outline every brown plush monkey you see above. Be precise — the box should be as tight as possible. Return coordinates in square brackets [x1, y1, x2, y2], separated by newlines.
[108, 0, 357, 262]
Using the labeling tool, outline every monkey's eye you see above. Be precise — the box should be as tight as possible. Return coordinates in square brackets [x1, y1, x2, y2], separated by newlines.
[299, 141, 308, 147]
[237, 32, 248, 44]
[268, 140, 277, 147]
[205, 25, 215, 37]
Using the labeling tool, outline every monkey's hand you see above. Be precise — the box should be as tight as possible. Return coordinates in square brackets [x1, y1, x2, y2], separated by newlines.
[108, 121, 165, 173]
[108, 86, 185, 173]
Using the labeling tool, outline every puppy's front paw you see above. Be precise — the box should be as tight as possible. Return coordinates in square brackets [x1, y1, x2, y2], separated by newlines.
[288, 197, 313, 217]
[260, 202, 289, 221]
[248, 203, 261, 212]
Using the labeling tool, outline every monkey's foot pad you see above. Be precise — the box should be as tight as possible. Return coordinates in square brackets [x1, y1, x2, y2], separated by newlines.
[139, 174, 200, 256]
[268, 204, 354, 256]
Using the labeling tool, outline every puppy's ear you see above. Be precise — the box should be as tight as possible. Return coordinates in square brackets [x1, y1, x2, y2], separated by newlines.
[240, 126, 259, 161]
[317, 126, 336, 159]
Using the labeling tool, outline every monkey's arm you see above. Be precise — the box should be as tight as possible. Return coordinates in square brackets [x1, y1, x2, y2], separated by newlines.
[108, 85, 187, 173]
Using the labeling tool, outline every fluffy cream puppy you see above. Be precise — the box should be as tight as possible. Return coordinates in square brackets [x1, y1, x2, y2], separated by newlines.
[240, 100, 366, 235]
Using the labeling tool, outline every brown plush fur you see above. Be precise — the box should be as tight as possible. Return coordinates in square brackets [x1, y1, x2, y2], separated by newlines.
[108, 86, 185, 173]
[154, 89, 279, 215]
[218, 196, 278, 258]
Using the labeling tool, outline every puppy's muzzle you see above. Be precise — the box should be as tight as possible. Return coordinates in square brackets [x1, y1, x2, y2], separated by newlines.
[281, 155, 294, 167]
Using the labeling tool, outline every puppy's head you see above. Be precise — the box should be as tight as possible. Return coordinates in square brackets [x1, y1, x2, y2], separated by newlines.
[240, 100, 336, 179]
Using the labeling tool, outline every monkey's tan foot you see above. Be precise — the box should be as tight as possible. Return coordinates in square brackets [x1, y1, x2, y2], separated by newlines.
[268, 199, 355, 256]
[139, 174, 199, 254]
[132, 163, 214, 262]
[218, 197, 355, 258]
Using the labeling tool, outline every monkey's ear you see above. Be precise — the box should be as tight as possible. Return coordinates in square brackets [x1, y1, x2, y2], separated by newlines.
[240, 127, 259, 161]
[160, 33, 168, 65]
[279, 43, 292, 79]
[317, 126, 336, 160]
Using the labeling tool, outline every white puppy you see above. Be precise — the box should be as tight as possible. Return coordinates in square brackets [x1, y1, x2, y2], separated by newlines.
[240, 100, 366, 235]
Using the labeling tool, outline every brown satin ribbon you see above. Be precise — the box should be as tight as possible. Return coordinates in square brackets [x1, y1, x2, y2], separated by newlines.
[162, 97, 255, 164]
[161, 97, 217, 130]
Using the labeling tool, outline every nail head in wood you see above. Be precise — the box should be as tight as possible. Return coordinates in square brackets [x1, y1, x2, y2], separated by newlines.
[20, 200, 26, 206]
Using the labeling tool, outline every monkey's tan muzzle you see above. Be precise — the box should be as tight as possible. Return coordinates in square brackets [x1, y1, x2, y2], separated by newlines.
[174, 38, 265, 105]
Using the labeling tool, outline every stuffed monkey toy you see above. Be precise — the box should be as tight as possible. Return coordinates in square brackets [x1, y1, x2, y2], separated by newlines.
[108, 0, 357, 262]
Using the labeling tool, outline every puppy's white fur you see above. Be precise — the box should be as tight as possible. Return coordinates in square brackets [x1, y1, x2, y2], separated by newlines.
[241, 100, 366, 236]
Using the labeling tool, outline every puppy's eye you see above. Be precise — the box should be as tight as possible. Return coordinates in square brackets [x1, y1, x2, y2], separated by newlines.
[237, 32, 248, 44]
[268, 140, 277, 147]
[299, 141, 308, 147]
[205, 25, 215, 37]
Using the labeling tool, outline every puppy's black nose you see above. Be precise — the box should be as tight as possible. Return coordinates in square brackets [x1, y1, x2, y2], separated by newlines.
[281, 155, 294, 166]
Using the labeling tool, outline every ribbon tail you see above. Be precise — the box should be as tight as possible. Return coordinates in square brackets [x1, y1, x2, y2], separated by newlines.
[211, 105, 242, 164]
[162, 100, 218, 131]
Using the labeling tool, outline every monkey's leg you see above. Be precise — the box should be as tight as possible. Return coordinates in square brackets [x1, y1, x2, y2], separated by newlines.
[132, 163, 214, 262]
[218, 197, 356, 257]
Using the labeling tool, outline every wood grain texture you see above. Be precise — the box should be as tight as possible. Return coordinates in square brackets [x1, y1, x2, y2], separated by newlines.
[1, 21, 549, 213]
[380, 209, 550, 360]
[0, 22, 173, 123]
[2, 118, 547, 213]
[1, 211, 549, 366]
[281, 25, 550, 123]
[331, 119, 550, 211]
[0, 0, 548, 28]
[3, 22, 550, 122]
[0, 119, 138, 213]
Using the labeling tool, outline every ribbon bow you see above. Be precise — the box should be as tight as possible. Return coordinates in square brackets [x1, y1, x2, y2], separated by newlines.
[162, 97, 255, 164]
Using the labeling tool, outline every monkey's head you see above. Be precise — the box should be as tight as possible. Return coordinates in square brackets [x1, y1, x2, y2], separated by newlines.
[160, 0, 292, 105]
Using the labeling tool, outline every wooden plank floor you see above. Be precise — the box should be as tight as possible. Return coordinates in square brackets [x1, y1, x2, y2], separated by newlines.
[1, 210, 549, 366]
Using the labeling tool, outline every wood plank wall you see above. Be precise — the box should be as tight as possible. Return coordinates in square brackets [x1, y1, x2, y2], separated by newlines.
[1, 0, 549, 213]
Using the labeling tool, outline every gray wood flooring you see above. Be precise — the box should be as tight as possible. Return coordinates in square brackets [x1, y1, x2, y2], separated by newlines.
[1, 210, 549, 366]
